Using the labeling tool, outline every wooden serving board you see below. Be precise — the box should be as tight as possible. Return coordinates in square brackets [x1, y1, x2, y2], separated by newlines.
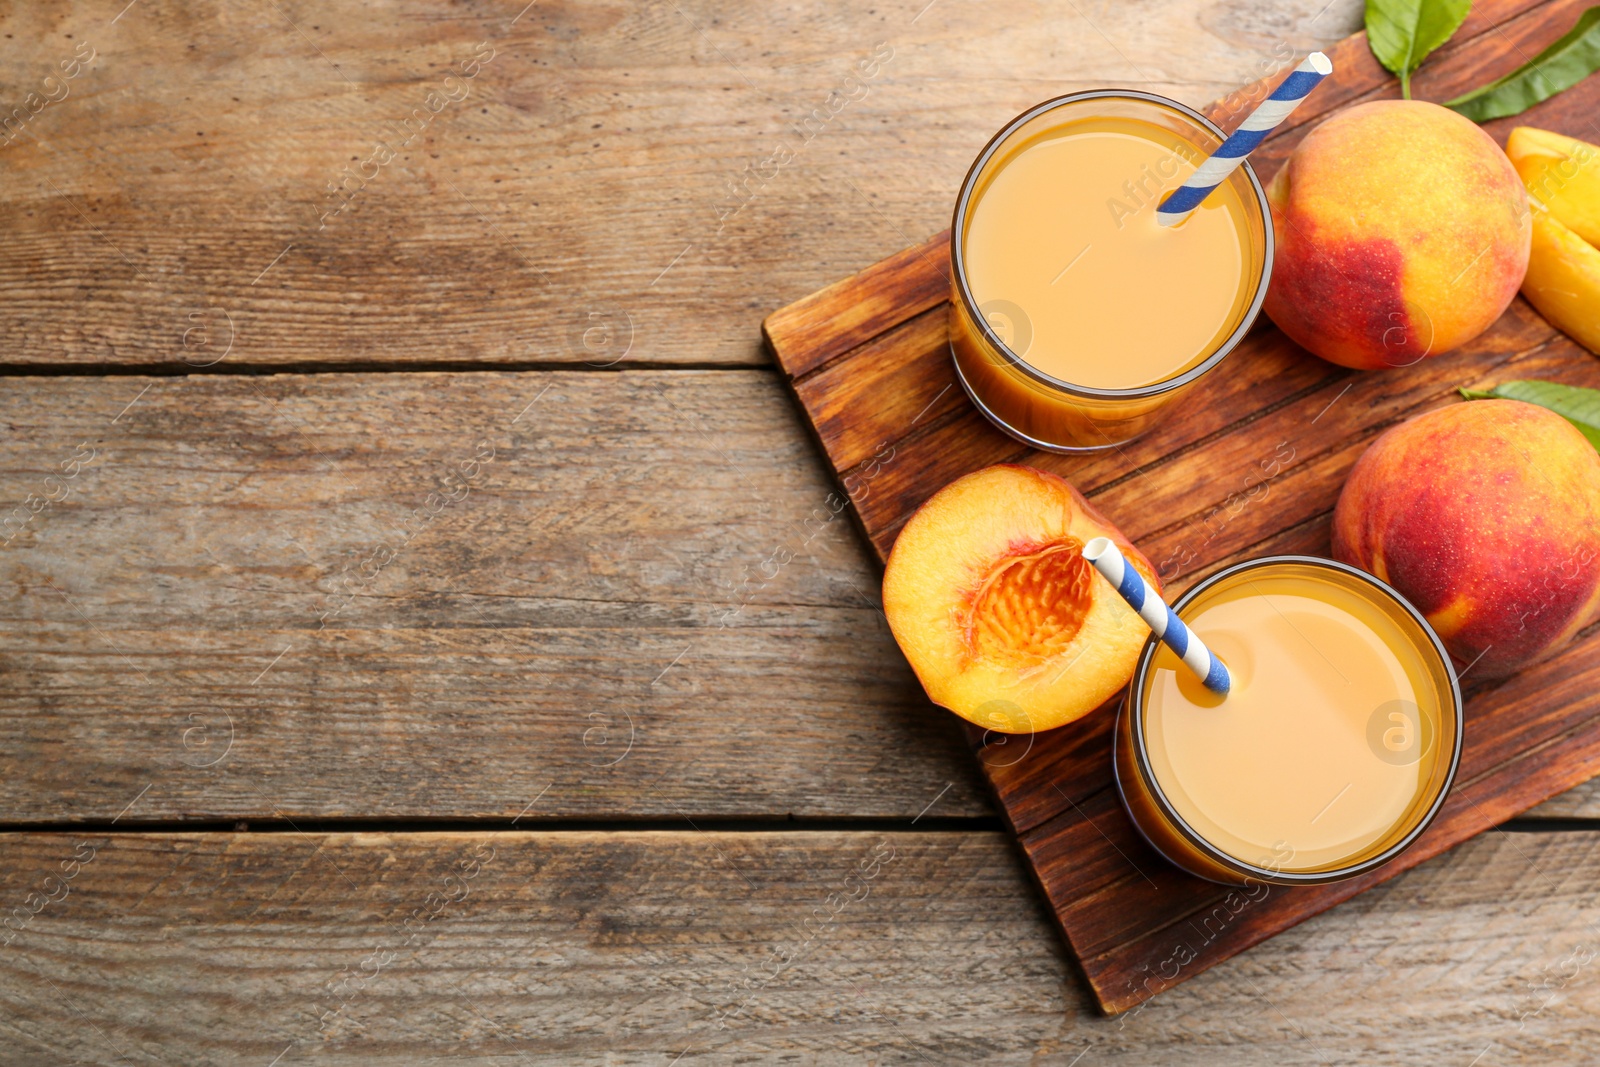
[764, 0, 1600, 1015]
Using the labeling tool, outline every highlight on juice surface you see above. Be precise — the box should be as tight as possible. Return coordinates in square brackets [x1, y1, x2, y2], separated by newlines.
[1115, 557, 1462, 886]
[881, 465, 1157, 734]
[948, 90, 1273, 453]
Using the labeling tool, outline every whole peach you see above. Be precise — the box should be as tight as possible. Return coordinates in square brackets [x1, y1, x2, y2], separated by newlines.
[1332, 399, 1600, 678]
[1263, 100, 1530, 370]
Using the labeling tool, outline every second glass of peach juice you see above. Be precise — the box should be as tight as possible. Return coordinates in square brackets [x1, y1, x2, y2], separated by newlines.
[950, 91, 1274, 453]
[1114, 557, 1463, 885]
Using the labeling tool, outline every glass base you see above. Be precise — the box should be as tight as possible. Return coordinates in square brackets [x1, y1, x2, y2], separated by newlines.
[950, 350, 1125, 455]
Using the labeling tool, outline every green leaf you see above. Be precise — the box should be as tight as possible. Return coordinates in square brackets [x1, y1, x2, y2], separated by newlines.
[1460, 379, 1600, 450]
[1444, 7, 1600, 121]
[1366, 0, 1473, 99]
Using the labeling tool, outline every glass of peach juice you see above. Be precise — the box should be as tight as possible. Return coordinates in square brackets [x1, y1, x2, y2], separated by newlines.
[1115, 557, 1464, 886]
[950, 91, 1273, 452]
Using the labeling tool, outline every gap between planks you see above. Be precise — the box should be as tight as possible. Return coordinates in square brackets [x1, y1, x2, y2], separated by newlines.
[0, 814, 1584, 835]
[0, 359, 774, 377]
[0, 815, 1004, 835]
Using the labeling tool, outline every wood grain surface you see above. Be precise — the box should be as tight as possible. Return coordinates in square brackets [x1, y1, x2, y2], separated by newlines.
[4, 367, 1598, 824]
[4, 828, 1600, 1065]
[0, 371, 991, 822]
[764, 0, 1600, 1013]
[0, 0, 1365, 369]
[0, 0, 1374, 823]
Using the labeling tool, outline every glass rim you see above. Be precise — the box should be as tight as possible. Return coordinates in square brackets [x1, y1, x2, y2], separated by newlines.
[1127, 555, 1465, 885]
[949, 88, 1276, 401]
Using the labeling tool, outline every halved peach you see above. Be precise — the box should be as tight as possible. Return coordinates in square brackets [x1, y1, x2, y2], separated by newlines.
[882, 464, 1158, 734]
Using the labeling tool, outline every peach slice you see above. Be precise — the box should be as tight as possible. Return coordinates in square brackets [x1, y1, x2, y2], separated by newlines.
[1522, 199, 1600, 356]
[882, 464, 1158, 734]
[1508, 126, 1600, 247]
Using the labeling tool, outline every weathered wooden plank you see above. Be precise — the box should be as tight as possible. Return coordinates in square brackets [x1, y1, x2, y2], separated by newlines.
[0, 0, 1368, 369]
[1528, 778, 1600, 818]
[0, 371, 990, 822]
[2, 828, 1600, 1064]
[4, 366, 1594, 826]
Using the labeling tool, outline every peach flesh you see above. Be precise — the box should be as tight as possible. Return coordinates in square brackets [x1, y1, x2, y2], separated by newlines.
[882, 464, 1156, 733]
[966, 538, 1094, 669]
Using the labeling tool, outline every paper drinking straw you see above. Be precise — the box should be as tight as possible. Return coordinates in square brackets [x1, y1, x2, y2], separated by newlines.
[1082, 537, 1231, 695]
[1155, 51, 1334, 227]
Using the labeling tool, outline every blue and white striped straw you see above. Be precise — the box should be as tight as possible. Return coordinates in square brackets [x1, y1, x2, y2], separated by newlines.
[1082, 537, 1231, 695]
[1156, 51, 1334, 227]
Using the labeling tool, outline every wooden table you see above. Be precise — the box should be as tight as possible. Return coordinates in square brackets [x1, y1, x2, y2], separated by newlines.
[2, 1, 1599, 1062]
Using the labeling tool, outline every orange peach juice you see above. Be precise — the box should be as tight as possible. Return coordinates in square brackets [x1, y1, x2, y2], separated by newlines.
[1117, 558, 1461, 884]
[964, 117, 1254, 388]
[950, 92, 1272, 452]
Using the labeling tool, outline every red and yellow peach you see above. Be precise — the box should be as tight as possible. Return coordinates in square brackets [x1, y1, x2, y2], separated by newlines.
[1263, 100, 1530, 370]
[1333, 399, 1600, 678]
